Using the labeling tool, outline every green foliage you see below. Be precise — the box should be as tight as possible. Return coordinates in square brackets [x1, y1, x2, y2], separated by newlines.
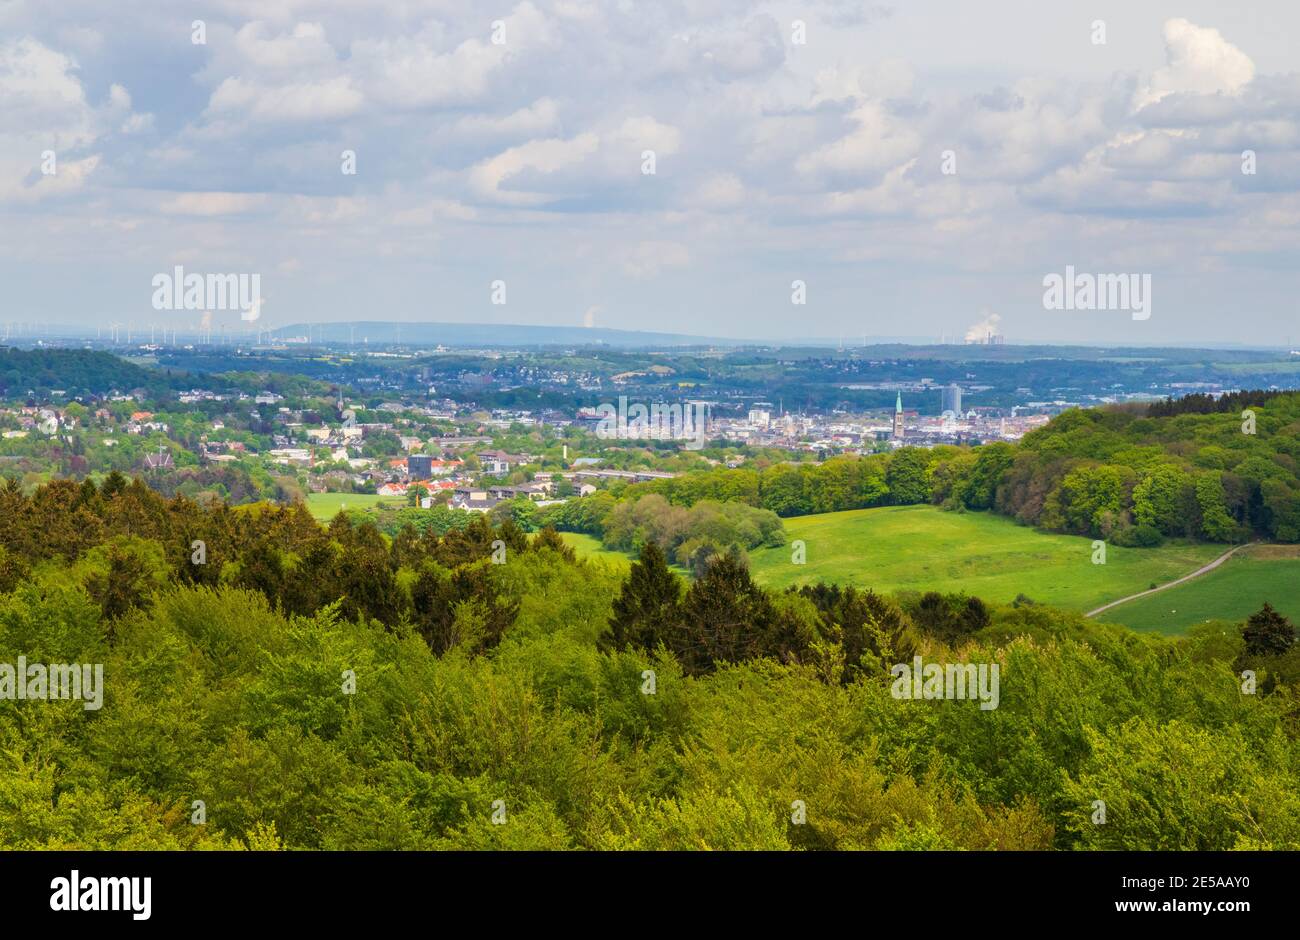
[1061, 720, 1300, 849]
[991, 393, 1300, 543]
[0, 348, 167, 398]
[1109, 523, 1163, 548]
[904, 591, 992, 645]
[2, 476, 1299, 851]
[599, 493, 784, 563]
[1133, 465, 1191, 534]
[1043, 464, 1129, 537]
[885, 448, 931, 506]
[1241, 602, 1296, 658]
[603, 542, 683, 653]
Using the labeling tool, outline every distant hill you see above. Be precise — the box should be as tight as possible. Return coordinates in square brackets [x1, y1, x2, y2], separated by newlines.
[262, 324, 1292, 362]
[270, 321, 744, 348]
[0, 347, 168, 397]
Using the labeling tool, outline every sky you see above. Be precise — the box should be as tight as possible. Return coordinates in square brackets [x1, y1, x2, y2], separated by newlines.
[1, 0, 1297, 346]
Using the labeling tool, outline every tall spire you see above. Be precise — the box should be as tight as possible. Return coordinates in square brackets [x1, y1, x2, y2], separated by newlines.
[895, 391, 903, 413]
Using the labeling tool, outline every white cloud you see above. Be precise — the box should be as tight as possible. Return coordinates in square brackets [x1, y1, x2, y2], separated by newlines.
[207, 75, 363, 122]
[232, 21, 340, 73]
[693, 173, 746, 208]
[453, 98, 561, 139]
[160, 192, 266, 215]
[1136, 18, 1255, 110]
[354, 35, 505, 110]
[470, 133, 601, 204]
[811, 60, 914, 104]
[796, 101, 920, 185]
[0, 37, 145, 202]
[0, 38, 97, 146]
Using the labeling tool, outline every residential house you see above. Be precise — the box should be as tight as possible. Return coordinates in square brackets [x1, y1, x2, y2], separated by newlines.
[451, 487, 499, 513]
[475, 450, 536, 476]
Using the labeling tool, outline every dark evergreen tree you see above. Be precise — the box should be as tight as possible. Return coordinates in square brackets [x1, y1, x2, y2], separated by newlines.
[434, 514, 498, 567]
[336, 521, 402, 624]
[85, 544, 154, 627]
[390, 524, 425, 571]
[411, 564, 518, 655]
[1242, 602, 1296, 657]
[231, 537, 291, 607]
[797, 583, 917, 679]
[673, 547, 802, 674]
[602, 540, 681, 652]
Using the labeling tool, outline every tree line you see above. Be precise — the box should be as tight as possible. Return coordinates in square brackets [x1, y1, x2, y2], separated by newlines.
[539, 392, 1300, 545]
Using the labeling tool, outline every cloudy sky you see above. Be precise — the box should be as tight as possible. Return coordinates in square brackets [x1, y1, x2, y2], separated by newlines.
[1, 0, 1297, 345]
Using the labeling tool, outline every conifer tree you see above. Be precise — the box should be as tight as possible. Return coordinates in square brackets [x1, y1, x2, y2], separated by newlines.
[603, 541, 682, 653]
[1242, 602, 1296, 657]
[674, 547, 778, 673]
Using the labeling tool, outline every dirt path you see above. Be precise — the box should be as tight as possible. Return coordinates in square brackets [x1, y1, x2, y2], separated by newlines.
[1085, 544, 1253, 618]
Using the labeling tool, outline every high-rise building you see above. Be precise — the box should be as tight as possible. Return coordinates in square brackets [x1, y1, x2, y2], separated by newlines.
[941, 384, 962, 415]
[892, 391, 905, 440]
[407, 454, 434, 479]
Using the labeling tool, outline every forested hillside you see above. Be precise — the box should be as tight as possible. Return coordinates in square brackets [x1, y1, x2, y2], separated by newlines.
[0, 348, 176, 398]
[543, 391, 1300, 548]
[1, 475, 1298, 850]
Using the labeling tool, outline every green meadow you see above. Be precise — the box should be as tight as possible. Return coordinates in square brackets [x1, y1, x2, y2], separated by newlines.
[559, 532, 633, 570]
[476, 508, 1295, 634]
[566, 504, 1227, 621]
[304, 492, 405, 520]
[1097, 547, 1300, 634]
[560, 531, 697, 578]
[565, 505, 1232, 618]
[745, 505, 1221, 613]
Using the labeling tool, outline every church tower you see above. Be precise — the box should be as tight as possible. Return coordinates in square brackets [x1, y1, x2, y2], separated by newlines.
[892, 391, 904, 440]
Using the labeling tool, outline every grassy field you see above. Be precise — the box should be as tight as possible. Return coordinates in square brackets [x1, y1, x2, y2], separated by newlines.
[560, 532, 633, 570]
[304, 492, 405, 520]
[560, 532, 695, 577]
[746, 506, 1222, 613]
[470, 507, 1298, 635]
[565, 505, 1225, 618]
[1097, 546, 1300, 634]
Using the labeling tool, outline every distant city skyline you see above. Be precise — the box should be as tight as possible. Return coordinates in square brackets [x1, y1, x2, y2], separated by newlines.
[2, 1, 1297, 345]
